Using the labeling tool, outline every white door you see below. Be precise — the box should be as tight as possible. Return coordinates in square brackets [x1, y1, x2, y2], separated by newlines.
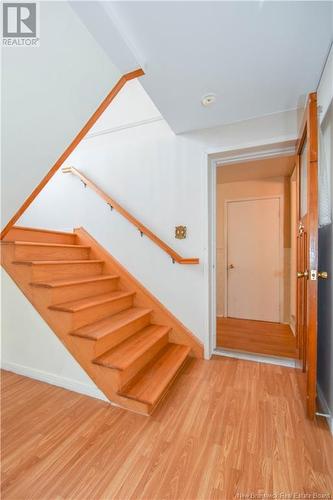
[226, 197, 281, 322]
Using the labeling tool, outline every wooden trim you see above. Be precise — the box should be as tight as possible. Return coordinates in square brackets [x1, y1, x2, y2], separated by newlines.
[295, 92, 319, 419]
[296, 111, 308, 156]
[63, 167, 200, 265]
[306, 92, 318, 420]
[296, 92, 318, 160]
[295, 155, 301, 359]
[0, 69, 144, 241]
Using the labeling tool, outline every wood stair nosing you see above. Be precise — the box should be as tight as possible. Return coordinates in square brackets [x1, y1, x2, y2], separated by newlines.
[30, 274, 119, 289]
[12, 259, 104, 266]
[70, 307, 152, 341]
[49, 291, 135, 313]
[118, 344, 190, 407]
[3, 241, 90, 249]
[8, 226, 76, 237]
[93, 324, 171, 371]
[4, 227, 77, 245]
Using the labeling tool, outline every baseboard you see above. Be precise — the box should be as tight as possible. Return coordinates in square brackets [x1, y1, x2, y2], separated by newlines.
[1, 360, 109, 402]
[213, 348, 297, 368]
[317, 384, 333, 436]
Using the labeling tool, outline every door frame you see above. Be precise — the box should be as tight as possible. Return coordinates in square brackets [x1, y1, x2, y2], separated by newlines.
[223, 195, 284, 322]
[295, 92, 319, 419]
[204, 137, 297, 357]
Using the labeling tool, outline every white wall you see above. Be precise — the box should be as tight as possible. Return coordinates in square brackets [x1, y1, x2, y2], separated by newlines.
[1, 1, 122, 229]
[2, 78, 300, 396]
[87, 79, 162, 135]
[0, 270, 107, 400]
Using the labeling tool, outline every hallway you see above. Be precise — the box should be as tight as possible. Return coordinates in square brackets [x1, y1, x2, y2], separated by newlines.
[217, 317, 297, 358]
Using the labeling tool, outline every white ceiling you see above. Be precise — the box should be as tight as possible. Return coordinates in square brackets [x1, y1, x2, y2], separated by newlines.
[217, 155, 296, 184]
[73, 1, 333, 134]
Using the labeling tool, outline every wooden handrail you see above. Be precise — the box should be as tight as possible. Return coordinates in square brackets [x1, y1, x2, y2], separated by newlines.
[62, 166, 199, 265]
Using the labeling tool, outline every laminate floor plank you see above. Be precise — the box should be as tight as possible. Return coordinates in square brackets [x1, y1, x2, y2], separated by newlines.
[1, 358, 332, 500]
[217, 317, 297, 358]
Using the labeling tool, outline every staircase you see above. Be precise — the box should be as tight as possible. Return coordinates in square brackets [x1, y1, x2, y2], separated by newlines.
[1, 226, 203, 415]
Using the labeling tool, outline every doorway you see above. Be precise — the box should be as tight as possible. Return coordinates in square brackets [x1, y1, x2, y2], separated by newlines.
[213, 152, 298, 360]
[207, 94, 321, 419]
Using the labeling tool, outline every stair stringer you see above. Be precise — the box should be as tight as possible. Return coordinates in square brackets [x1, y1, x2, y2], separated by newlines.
[1, 242, 152, 415]
[74, 227, 204, 358]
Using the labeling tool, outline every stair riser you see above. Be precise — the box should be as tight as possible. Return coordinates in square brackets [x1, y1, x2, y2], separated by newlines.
[119, 333, 170, 388]
[91, 362, 120, 391]
[148, 357, 189, 414]
[28, 262, 104, 281]
[93, 313, 152, 357]
[14, 246, 90, 261]
[33, 278, 120, 304]
[64, 295, 135, 330]
[118, 344, 191, 409]
[93, 363, 150, 414]
[4, 228, 77, 244]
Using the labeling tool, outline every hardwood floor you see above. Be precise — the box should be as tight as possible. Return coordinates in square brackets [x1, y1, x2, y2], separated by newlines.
[217, 317, 297, 358]
[2, 360, 333, 499]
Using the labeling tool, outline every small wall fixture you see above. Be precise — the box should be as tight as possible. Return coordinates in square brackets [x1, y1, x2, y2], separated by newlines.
[175, 226, 187, 239]
[201, 93, 216, 106]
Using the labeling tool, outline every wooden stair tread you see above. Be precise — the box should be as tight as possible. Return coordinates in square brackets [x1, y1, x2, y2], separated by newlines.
[94, 325, 170, 370]
[31, 275, 119, 289]
[13, 259, 103, 266]
[119, 344, 190, 406]
[49, 291, 134, 313]
[3, 241, 89, 249]
[71, 307, 152, 340]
